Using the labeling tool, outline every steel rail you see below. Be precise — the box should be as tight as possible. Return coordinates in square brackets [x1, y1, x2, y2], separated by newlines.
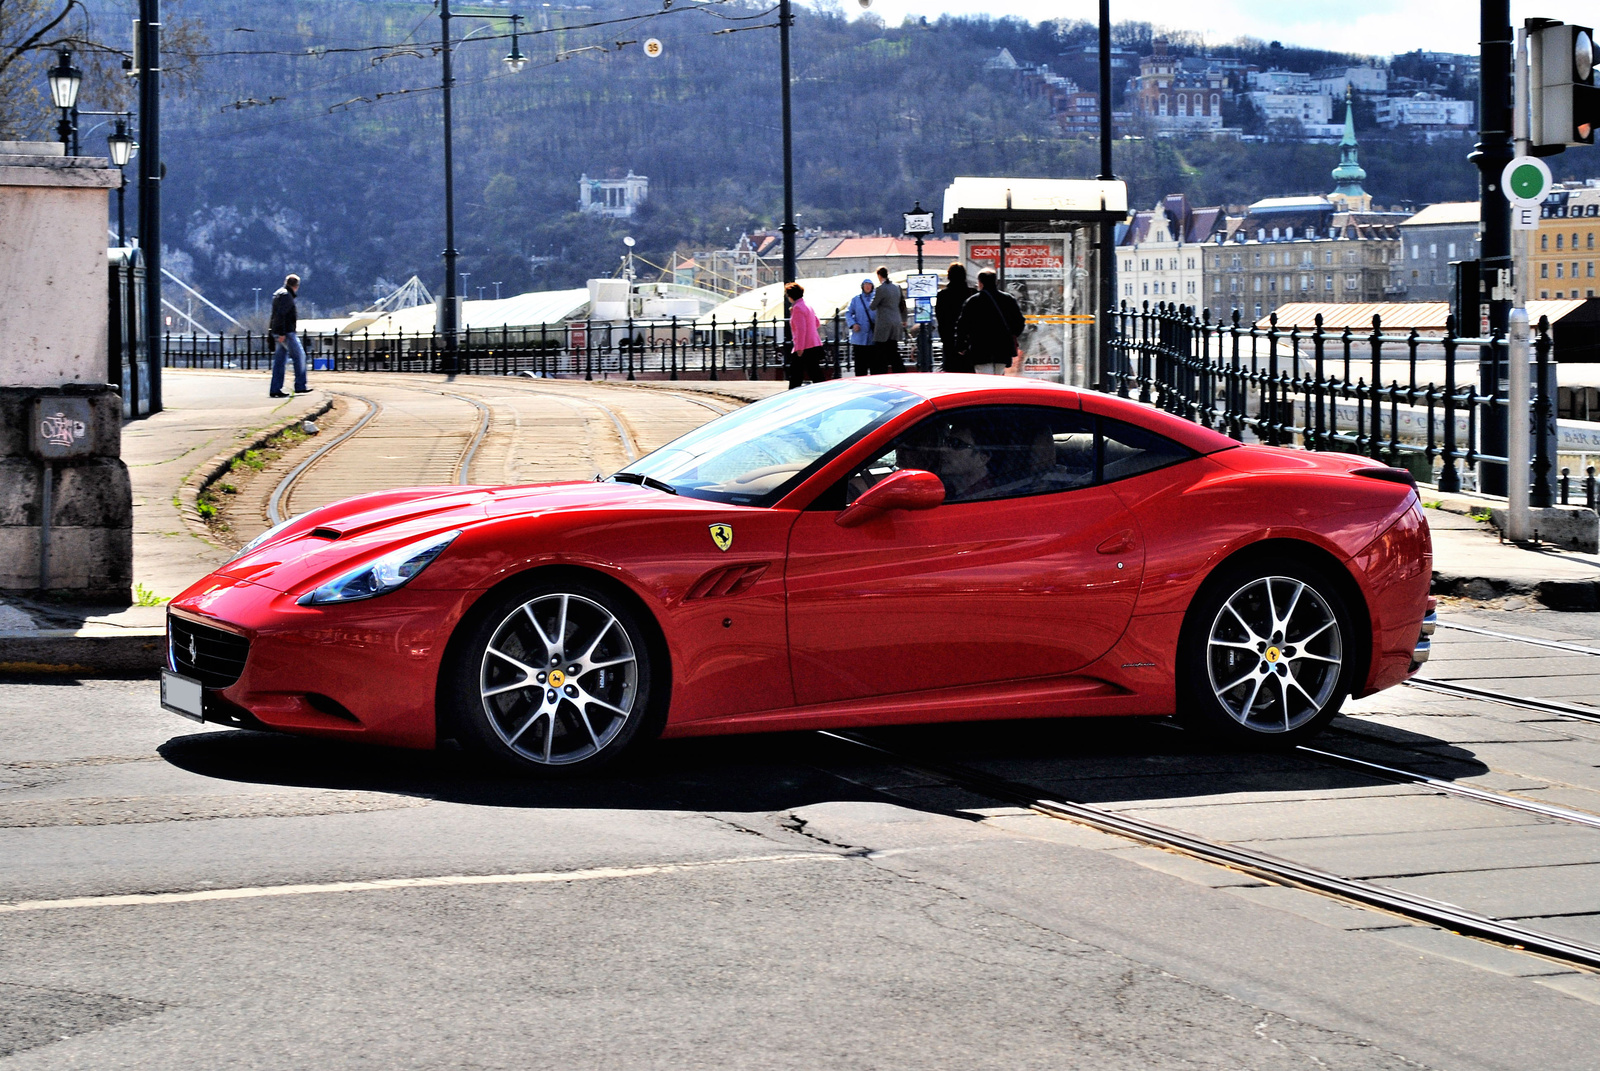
[820, 730, 1600, 972]
[1404, 678, 1600, 725]
[266, 394, 380, 525]
[491, 381, 640, 463]
[1299, 743, 1600, 829]
[1437, 620, 1600, 658]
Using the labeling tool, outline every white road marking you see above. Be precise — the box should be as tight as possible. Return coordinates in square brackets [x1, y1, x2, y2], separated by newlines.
[0, 852, 844, 914]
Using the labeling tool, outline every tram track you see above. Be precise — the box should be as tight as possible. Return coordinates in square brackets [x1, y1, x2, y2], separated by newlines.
[1402, 619, 1600, 724]
[821, 728, 1600, 972]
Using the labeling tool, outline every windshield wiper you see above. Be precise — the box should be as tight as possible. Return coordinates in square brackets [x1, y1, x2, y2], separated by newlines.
[612, 472, 677, 495]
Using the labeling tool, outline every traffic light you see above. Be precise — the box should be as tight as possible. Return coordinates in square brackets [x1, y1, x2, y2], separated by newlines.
[1529, 20, 1600, 149]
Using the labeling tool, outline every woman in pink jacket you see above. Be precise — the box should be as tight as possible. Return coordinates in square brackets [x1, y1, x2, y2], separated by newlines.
[786, 282, 826, 389]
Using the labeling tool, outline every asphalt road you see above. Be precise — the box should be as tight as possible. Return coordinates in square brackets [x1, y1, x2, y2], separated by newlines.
[5, 625, 1600, 1070]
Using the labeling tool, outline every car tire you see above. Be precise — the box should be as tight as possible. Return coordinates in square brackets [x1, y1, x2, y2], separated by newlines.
[444, 578, 662, 776]
[1177, 556, 1356, 749]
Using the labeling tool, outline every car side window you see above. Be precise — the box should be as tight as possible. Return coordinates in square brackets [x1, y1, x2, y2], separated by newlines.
[843, 406, 1098, 506]
[1099, 416, 1194, 482]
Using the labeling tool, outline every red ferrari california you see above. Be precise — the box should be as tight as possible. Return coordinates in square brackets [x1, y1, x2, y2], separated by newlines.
[163, 375, 1434, 774]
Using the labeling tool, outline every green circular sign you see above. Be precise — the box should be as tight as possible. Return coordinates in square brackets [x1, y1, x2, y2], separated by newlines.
[1502, 156, 1552, 206]
[1510, 163, 1546, 200]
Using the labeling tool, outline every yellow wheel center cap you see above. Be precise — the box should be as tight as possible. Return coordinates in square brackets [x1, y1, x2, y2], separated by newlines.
[548, 670, 566, 688]
[1264, 647, 1281, 663]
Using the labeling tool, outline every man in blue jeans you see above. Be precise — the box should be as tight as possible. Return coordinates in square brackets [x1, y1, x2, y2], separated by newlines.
[268, 273, 307, 398]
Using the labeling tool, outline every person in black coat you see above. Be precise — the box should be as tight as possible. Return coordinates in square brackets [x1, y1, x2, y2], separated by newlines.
[953, 270, 1025, 375]
[933, 262, 976, 372]
[268, 273, 308, 397]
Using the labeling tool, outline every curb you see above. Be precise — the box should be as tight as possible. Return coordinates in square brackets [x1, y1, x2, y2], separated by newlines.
[1432, 571, 1600, 610]
[176, 395, 335, 544]
[0, 627, 166, 677]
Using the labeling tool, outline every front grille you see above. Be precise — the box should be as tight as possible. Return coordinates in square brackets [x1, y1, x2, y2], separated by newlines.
[169, 616, 250, 689]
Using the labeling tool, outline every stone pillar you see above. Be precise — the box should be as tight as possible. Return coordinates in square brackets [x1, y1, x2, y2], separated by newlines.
[0, 142, 131, 603]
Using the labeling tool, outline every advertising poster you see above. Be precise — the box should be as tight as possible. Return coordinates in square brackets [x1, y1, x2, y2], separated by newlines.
[964, 237, 1067, 380]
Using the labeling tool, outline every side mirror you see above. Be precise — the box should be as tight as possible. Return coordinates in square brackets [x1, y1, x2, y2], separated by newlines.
[836, 469, 945, 527]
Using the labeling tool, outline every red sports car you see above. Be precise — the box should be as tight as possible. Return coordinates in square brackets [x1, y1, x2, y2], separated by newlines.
[162, 375, 1434, 774]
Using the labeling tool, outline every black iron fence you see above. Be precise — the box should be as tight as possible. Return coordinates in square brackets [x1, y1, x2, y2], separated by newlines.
[1106, 302, 1558, 502]
[162, 312, 937, 382]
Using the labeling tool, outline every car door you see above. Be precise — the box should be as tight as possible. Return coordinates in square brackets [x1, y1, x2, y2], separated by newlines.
[784, 404, 1146, 706]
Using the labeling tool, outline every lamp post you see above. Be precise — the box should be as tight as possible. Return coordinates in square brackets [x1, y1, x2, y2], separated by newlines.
[1097, 0, 1115, 391]
[438, 5, 528, 373]
[492, 281, 502, 299]
[107, 120, 136, 244]
[137, 0, 164, 413]
[48, 51, 81, 151]
[903, 201, 935, 372]
[253, 288, 262, 317]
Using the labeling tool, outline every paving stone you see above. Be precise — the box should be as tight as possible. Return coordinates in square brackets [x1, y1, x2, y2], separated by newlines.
[1339, 714, 1566, 744]
[1234, 823, 1600, 878]
[1112, 791, 1545, 842]
[1104, 845, 1269, 888]
[976, 811, 1131, 852]
[1369, 925, 1580, 977]
[1222, 884, 1412, 931]
[1503, 912, 1600, 946]
[1533, 972, 1600, 1005]
[1382, 862, 1600, 918]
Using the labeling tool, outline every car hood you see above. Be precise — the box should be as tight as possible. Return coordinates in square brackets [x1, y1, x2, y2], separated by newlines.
[208, 480, 669, 594]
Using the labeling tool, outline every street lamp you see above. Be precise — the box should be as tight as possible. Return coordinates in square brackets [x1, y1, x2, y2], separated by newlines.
[48, 51, 81, 152]
[504, 14, 527, 72]
[107, 119, 137, 246]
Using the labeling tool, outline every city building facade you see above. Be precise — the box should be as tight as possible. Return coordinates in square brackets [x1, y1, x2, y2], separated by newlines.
[1131, 38, 1230, 133]
[1392, 202, 1480, 302]
[1117, 194, 1224, 306]
[579, 171, 649, 218]
[1533, 185, 1600, 300]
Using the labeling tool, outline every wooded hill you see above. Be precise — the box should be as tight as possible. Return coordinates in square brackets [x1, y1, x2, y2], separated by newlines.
[59, 0, 1594, 317]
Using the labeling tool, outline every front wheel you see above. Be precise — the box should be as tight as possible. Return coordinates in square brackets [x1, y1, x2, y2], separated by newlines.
[1178, 559, 1355, 748]
[445, 580, 661, 775]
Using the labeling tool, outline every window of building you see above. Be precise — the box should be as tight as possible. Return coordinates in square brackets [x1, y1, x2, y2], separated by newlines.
[1156, 258, 1164, 271]
[1267, 252, 1276, 266]
[1347, 250, 1359, 264]
[1125, 283, 1134, 296]
[1287, 227, 1296, 240]
[1412, 244, 1421, 259]
[1213, 279, 1221, 293]
[1124, 259, 1133, 272]
[1541, 290, 1550, 298]
[1142, 283, 1149, 294]
[1268, 278, 1276, 292]
[1141, 259, 1149, 271]
[1542, 234, 1549, 251]
[1187, 280, 1196, 294]
[1324, 276, 1334, 291]
[1557, 264, 1565, 278]
[1324, 251, 1334, 265]
[1187, 257, 1195, 269]
[1345, 274, 1358, 290]
[1575, 262, 1583, 279]
[1448, 242, 1457, 258]
[1253, 277, 1262, 291]
[1590, 233, 1597, 250]
[1558, 234, 1565, 251]
[1254, 303, 1263, 318]
[1211, 93, 1220, 112]
[1589, 263, 1596, 277]
[1429, 270, 1437, 284]
[1300, 275, 1310, 291]
[1575, 233, 1582, 249]
[1541, 263, 1549, 278]
[1230, 254, 1242, 269]
[1229, 279, 1239, 293]
[1430, 243, 1438, 257]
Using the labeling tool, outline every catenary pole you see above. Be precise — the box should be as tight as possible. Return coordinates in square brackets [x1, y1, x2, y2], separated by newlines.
[779, 0, 796, 286]
[138, 0, 162, 413]
[1474, 0, 1513, 494]
[440, 0, 460, 373]
[1097, 0, 1115, 391]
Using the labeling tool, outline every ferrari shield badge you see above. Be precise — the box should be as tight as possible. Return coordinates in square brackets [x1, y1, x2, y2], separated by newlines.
[708, 523, 734, 552]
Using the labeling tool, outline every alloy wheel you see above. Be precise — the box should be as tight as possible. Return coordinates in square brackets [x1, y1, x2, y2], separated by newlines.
[478, 592, 639, 765]
[1204, 575, 1343, 733]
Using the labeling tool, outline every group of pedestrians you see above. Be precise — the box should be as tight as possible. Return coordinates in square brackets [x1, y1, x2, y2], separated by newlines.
[787, 261, 1026, 389]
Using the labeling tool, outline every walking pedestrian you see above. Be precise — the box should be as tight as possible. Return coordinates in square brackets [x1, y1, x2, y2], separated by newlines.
[933, 262, 976, 373]
[846, 278, 878, 376]
[786, 282, 825, 390]
[268, 273, 308, 398]
[869, 266, 905, 374]
[953, 270, 1025, 375]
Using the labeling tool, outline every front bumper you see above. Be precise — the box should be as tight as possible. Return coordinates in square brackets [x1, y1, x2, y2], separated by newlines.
[165, 575, 482, 749]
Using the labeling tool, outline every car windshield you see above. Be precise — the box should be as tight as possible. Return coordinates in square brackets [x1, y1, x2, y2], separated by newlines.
[613, 382, 921, 506]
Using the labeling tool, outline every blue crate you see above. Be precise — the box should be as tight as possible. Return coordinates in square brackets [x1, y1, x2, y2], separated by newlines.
[312, 357, 334, 371]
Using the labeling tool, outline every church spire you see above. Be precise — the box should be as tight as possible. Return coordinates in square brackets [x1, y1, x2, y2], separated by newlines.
[1329, 86, 1371, 211]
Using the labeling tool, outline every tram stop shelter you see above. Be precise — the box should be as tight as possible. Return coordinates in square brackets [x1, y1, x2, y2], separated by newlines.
[941, 177, 1127, 386]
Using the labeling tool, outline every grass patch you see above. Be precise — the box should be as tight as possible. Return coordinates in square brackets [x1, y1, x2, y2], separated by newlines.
[133, 584, 166, 607]
[1470, 506, 1493, 521]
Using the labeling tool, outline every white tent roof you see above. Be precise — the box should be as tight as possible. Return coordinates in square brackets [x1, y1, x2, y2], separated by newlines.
[361, 288, 590, 334]
[694, 271, 915, 328]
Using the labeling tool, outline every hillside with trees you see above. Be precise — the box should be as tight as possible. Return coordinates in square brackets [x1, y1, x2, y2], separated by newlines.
[9, 1, 1595, 318]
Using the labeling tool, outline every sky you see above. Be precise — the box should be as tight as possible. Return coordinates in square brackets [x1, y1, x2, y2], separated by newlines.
[838, 1, 1600, 58]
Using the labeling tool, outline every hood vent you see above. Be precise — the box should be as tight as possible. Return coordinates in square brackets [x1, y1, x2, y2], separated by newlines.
[686, 563, 769, 600]
[310, 527, 343, 540]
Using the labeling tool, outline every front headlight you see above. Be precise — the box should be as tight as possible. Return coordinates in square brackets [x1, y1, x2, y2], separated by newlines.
[297, 531, 461, 607]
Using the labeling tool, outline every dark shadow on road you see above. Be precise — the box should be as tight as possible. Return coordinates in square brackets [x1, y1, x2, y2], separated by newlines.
[156, 710, 1490, 814]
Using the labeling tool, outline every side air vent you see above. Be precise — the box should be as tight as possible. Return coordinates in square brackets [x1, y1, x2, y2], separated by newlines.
[1351, 466, 1417, 488]
[686, 563, 770, 600]
[310, 527, 343, 540]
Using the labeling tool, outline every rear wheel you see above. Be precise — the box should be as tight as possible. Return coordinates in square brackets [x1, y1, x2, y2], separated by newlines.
[446, 580, 660, 775]
[1178, 559, 1354, 747]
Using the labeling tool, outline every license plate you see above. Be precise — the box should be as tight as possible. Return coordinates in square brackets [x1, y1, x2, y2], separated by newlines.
[161, 670, 205, 722]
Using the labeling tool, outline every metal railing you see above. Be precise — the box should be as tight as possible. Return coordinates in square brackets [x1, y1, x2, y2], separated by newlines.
[161, 312, 937, 382]
[1105, 302, 1557, 502]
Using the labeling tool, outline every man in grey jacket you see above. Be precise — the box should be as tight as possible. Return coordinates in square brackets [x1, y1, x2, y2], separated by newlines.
[268, 273, 307, 398]
[869, 265, 905, 374]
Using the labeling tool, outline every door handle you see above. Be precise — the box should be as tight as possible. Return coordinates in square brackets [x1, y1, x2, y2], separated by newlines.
[1097, 531, 1135, 555]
